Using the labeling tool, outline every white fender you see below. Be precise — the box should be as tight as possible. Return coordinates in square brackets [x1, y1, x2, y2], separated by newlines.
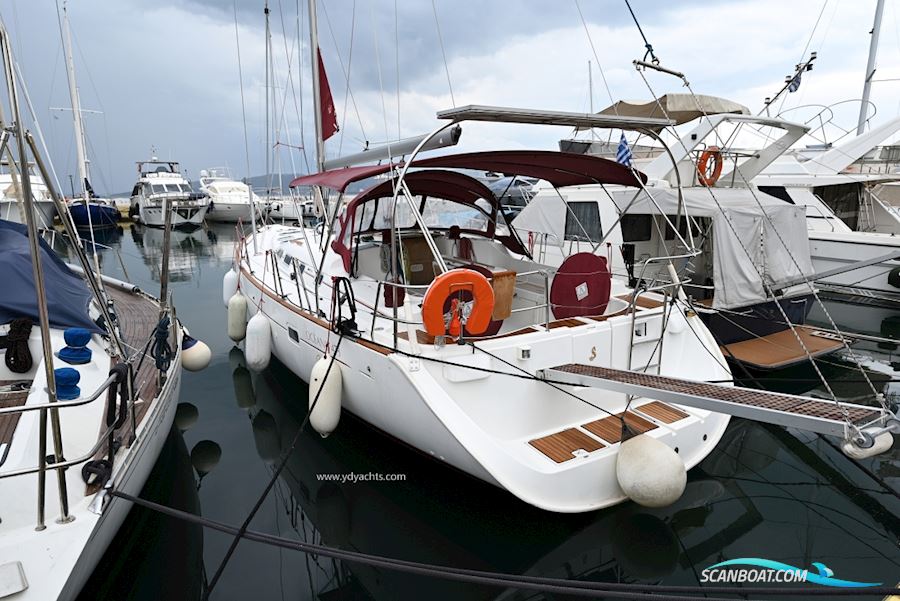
[616, 434, 686, 507]
[841, 431, 894, 459]
[227, 292, 248, 342]
[309, 355, 342, 437]
[181, 336, 212, 371]
[222, 269, 239, 307]
[245, 312, 272, 372]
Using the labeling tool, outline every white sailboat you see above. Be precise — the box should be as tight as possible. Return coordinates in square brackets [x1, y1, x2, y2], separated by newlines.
[0, 16, 207, 599]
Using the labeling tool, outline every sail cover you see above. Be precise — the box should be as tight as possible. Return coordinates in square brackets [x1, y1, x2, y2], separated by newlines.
[0, 220, 102, 333]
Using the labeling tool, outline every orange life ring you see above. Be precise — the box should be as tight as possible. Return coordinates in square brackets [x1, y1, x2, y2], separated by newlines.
[697, 146, 723, 186]
[422, 268, 495, 337]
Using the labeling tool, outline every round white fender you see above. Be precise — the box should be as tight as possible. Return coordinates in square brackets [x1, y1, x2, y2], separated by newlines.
[309, 355, 342, 437]
[181, 335, 212, 371]
[840, 431, 894, 459]
[227, 292, 248, 342]
[222, 269, 239, 307]
[616, 433, 686, 507]
[245, 312, 272, 372]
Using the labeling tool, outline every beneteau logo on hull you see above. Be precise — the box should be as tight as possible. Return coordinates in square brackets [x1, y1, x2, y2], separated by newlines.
[700, 558, 881, 588]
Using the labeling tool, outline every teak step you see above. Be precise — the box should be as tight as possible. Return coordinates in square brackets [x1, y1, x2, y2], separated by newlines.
[582, 411, 658, 444]
[543, 364, 889, 438]
[721, 326, 845, 370]
[529, 428, 604, 463]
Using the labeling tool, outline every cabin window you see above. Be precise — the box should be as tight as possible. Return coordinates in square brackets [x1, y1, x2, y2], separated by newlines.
[151, 184, 166, 194]
[131, 185, 141, 197]
[288, 327, 299, 342]
[621, 214, 652, 242]
[663, 217, 691, 241]
[758, 186, 793, 204]
[564, 201, 601, 242]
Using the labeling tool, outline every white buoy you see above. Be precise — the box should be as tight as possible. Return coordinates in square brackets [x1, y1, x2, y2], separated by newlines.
[227, 292, 248, 342]
[181, 335, 212, 371]
[245, 311, 272, 371]
[616, 434, 686, 507]
[222, 269, 239, 307]
[309, 355, 342, 437]
[841, 431, 894, 459]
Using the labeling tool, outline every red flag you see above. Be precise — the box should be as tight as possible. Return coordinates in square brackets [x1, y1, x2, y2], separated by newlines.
[317, 47, 339, 141]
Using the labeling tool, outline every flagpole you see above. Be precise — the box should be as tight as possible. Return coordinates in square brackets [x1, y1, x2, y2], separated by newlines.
[308, 0, 324, 174]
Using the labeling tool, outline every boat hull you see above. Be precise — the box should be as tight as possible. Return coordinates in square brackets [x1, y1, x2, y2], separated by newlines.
[205, 200, 256, 223]
[136, 202, 208, 229]
[699, 293, 815, 346]
[808, 231, 900, 298]
[236, 253, 732, 513]
[0, 199, 57, 227]
[69, 202, 119, 230]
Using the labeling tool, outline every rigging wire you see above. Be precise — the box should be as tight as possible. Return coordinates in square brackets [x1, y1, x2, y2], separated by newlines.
[431, 0, 455, 107]
[320, 0, 368, 151]
[573, 0, 616, 114]
[233, 0, 255, 220]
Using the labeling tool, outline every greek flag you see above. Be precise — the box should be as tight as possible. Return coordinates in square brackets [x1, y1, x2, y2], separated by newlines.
[616, 132, 633, 167]
[788, 72, 802, 93]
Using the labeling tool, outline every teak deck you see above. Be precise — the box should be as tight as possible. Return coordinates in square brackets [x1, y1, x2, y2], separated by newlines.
[528, 401, 692, 463]
[721, 326, 845, 370]
[0, 381, 30, 462]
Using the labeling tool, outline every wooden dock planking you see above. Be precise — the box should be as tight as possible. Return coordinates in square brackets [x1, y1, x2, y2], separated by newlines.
[721, 326, 845, 370]
[529, 427, 605, 463]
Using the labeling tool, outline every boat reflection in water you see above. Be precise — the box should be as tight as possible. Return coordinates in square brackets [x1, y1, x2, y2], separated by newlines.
[76, 419, 208, 601]
[232, 350, 900, 600]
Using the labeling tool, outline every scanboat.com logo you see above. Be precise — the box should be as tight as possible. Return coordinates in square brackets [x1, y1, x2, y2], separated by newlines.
[701, 558, 882, 588]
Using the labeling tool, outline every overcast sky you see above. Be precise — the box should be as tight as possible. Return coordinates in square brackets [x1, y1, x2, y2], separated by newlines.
[4, 0, 900, 194]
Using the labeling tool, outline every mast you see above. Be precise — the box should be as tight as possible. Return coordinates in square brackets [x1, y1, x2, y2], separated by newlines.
[857, 0, 886, 135]
[60, 1, 89, 199]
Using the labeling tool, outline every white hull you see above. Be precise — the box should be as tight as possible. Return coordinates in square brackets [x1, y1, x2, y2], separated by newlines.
[236, 226, 732, 513]
[0, 199, 57, 228]
[808, 231, 900, 297]
[137, 201, 208, 228]
[205, 201, 255, 223]
[0, 334, 181, 601]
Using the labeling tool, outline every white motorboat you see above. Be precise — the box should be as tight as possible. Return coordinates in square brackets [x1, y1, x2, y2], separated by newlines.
[756, 117, 900, 301]
[541, 108, 838, 371]
[199, 167, 264, 223]
[0, 161, 57, 228]
[265, 192, 318, 223]
[129, 159, 208, 229]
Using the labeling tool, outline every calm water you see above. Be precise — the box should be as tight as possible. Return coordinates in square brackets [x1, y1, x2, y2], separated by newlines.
[61, 223, 900, 600]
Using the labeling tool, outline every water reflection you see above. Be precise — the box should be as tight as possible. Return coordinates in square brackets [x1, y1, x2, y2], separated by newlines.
[233, 352, 900, 600]
[77, 426, 205, 601]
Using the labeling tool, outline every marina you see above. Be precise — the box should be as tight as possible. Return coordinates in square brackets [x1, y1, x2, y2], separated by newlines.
[1, 0, 900, 599]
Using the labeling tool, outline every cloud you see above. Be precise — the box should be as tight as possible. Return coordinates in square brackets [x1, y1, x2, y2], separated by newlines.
[3, 0, 900, 194]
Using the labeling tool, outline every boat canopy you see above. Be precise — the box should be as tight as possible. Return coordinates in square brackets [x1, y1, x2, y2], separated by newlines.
[289, 150, 647, 192]
[0, 219, 103, 333]
[611, 186, 814, 309]
[331, 169, 527, 272]
[597, 94, 750, 129]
